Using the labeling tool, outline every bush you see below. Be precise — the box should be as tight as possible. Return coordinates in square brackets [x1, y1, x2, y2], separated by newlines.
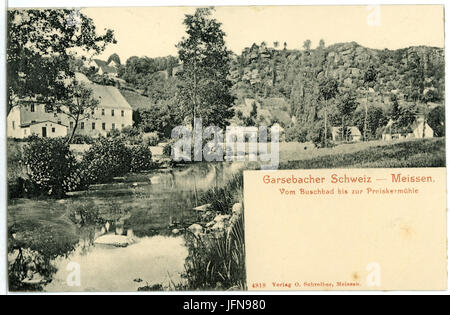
[143, 132, 159, 146]
[285, 124, 308, 142]
[121, 126, 141, 138]
[80, 138, 131, 185]
[8, 177, 25, 199]
[107, 126, 144, 145]
[22, 138, 79, 198]
[106, 128, 121, 138]
[163, 139, 177, 157]
[129, 144, 153, 172]
[68, 134, 95, 144]
[68, 201, 103, 227]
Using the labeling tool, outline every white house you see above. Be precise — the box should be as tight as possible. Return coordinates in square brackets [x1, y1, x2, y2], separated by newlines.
[88, 59, 119, 77]
[382, 117, 433, 141]
[331, 126, 362, 142]
[7, 73, 133, 139]
[411, 117, 434, 139]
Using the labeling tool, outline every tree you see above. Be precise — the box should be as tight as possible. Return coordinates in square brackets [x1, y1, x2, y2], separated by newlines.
[403, 50, 424, 102]
[107, 53, 121, 65]
[7, 9, 116, 111]
[336, 92, 358, 141]
[134, 99, 181, 139]
[318, 39, 325, 49]
[58, 80, 100, 144]
[354, 104, 387, 140]
[427, 105, 445, 137]
[363, 64, 378, 141]
[390, 93, 400, 121]
[303, 40, 312, 51]
[319, 77, 338, 145]
[397, 103, 418, 130]
[176, 8, 235, 129]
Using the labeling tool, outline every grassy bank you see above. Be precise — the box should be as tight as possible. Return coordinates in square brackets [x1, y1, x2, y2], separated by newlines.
[176, 173, 246, 291]
[281, 138, 445, 169]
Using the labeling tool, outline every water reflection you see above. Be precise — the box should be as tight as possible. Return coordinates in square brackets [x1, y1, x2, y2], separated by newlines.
[45, 236, 188, 292]
[8, 162, 245, 292]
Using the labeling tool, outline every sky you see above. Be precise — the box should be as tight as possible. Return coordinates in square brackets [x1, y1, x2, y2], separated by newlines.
[82, 5, 445, 62]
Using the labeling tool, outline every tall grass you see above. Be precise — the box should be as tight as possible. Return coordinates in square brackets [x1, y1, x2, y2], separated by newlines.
[199, 173, 243, 214]
[182, 214, 246, 290]
[179, 173, 246, 290]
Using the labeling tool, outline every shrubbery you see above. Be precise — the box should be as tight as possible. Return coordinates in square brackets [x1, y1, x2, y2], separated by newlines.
[68, 200, 103, 227]
[143, 132, 159, 147]
[9, 136, 156, 199]
[80, 137, 154, 185]
[107, 126, 146, 145]
[163, 139, 177, 157]
[22, 138, 80, 198]
[129, 144, 153, 172]
[68, 134, 95, 144]
[80, 138, 133, 184]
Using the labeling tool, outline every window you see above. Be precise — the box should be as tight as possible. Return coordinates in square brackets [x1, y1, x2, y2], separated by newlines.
[57, 120, 61, 125]
[12, 121, 15, 130]
[111, 109, 115, 117]
[24, 129, 27, 135]
[70, 122, 74, 129]
[112, 123, 115, 130]
[102, 108, 105, 116]
[80, 122, 84, 130]
[102, 123, 106, 130]
[91, 109, 95, 115]
[52, 127, 55, 133]
[92, 122, 95, 130]
[30, 104, 35, 112]
[121, 124, 124, 128]
[121, 110, 124, 117]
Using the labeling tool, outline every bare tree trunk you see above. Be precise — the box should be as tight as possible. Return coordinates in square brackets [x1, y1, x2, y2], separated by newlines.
[66, 112, 80, 144]
[422, 98, 427, 139]
[192, 55, 198, 128]
[364, 91, 369, 141]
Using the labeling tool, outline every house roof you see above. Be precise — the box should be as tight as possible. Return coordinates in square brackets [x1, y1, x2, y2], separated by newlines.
[119, 89, 153, 110]
[349, 126, 362, 136]
[72, 72, 131, 110]
[91, 59, 118, 74]
[73, 72, 132, 110]
[92, 84, 132, 110]
[382, 117, 432, 135]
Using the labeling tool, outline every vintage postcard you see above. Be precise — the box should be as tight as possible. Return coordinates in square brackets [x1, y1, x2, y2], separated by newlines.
[5, 4, 446, 292]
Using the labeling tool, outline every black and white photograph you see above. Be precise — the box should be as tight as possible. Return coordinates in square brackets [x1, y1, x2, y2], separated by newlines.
[4, 3, 446, 293]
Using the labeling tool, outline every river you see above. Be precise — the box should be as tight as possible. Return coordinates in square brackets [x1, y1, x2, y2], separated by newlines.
[7, 162, 245, 292]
